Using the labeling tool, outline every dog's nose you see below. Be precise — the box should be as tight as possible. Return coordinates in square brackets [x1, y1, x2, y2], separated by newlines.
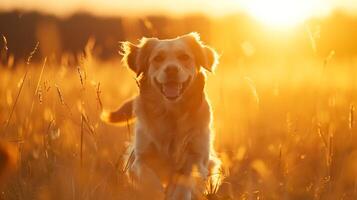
[165, 65, 178, 76]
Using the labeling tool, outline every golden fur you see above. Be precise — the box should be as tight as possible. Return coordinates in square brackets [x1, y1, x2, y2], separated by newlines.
[103, 33, 221, 200]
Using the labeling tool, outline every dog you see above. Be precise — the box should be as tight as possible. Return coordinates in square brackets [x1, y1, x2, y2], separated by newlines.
[102, 32, 221, 200]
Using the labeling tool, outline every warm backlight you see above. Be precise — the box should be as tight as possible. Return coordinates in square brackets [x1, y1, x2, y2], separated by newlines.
[243, 0, 320, 28]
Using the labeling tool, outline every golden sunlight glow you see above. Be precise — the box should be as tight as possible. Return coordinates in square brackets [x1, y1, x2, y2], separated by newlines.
[243, 0, 321, 28]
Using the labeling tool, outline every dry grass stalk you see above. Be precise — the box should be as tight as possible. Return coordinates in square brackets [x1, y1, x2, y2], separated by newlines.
[126, 118, 132, 141]
[78, 55, 88, 83]
[3, 41, 41, 134]
[55, 84, 72, 115]
[29, 57, 47, 112]
[55, 84, 65, 105]
[1, 34, 8, 64]
[3, 70, 28, 134]
[123, 117, 134, 173]
[77, 65, 85, 88]
[26, 42, 39, 66]
[79, 112, 98, 166]
[96, 82, 103, 111]
[81, 112, 96, 136]
[326, 133, 334, 192]
[206, 175, 220, 196]
[1, 34, 8, 52]
[45, 120, 54, 141]
[37, 86, 43, 104]
[349, 104, 355, 129]
[278, 144, 282, 170]
[328, 134, 333, 171]
[306, 25, 320, 54]
[80, 115, 84, 167]
[323, 50, 335, 69]
[317, 123, 328, 149]
[123, 149, 134, 173]
[1, 34, 8, 63]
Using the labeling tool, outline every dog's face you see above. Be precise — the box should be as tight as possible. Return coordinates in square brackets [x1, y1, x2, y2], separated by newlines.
[148, 39, 197, 101]
[122, 33, 218, 102]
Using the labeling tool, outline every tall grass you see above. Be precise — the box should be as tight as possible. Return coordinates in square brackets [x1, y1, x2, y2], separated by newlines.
[0, 42, 356, 200]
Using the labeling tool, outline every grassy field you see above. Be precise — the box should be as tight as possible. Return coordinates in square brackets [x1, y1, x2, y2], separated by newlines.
[0, 47, 357, 200]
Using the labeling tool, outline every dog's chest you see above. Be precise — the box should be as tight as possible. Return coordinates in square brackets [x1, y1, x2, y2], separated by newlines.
[149, 113, 195, 165]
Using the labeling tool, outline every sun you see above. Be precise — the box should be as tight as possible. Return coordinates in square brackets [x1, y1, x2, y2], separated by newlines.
[243, 0, 318, 28]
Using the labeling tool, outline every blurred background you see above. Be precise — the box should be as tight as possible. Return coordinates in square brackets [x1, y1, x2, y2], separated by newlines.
[0, 0, 357, 63]
[0, 1, 357, 200]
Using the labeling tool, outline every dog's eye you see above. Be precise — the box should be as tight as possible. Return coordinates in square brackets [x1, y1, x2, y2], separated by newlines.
[153, 55, 165, 62]
[178, 54, 190, 61]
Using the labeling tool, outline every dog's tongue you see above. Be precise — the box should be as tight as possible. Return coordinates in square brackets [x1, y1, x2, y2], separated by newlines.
[162, 83, 182, 98]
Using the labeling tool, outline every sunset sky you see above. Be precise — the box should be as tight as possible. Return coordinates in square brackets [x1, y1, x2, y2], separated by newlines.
[1, 0, 357, 28]
[1, 0, 356, 16]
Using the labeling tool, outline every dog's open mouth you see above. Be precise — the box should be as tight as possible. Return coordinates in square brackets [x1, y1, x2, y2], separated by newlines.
[154, 77, 191, 101]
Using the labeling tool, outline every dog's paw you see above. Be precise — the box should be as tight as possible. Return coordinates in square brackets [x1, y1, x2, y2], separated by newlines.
[166, 185, 192, 200]
[166, 175, 194, 200]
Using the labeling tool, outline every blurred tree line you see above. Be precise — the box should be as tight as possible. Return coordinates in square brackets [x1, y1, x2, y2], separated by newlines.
[0, 10, 357, 65]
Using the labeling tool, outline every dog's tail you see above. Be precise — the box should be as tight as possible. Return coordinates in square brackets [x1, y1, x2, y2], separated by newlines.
[101, 98, 135, 126]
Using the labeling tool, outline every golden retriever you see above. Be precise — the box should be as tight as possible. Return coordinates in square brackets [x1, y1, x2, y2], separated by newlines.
[102, 32, 221, 200]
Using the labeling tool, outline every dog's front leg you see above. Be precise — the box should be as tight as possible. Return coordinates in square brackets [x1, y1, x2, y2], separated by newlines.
[130, 127, 165, 199]
[130, 156, 165, 199]
[166, 154, 208, 200]
[166, 131, 211, 200]
[165, 174, 193, 200]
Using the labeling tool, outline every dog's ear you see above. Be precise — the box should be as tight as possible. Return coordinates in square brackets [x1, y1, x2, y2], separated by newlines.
[121, 38, 157, 76]
[184, 32, 219, 72]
